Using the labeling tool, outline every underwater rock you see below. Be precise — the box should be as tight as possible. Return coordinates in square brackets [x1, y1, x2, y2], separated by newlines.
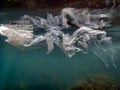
[1, 0, 120, 10]
[70, 73, 120, 90]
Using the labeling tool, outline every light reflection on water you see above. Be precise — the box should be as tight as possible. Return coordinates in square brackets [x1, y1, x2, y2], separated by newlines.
[0, 9, 120, 90]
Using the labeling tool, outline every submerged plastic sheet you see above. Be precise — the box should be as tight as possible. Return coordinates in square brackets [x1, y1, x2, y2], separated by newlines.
[0, 8, 117, 68]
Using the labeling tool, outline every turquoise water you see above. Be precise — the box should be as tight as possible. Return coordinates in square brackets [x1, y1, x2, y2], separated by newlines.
[0, 9, 120, 90]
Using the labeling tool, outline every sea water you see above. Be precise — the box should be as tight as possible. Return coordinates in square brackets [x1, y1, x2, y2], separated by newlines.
[0, 9, 120, 90]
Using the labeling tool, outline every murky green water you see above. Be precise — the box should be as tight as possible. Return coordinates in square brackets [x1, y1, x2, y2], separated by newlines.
[0, 9, 120, 90]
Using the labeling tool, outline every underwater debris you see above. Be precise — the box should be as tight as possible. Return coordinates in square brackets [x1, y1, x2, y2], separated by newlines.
[0, 24, 33, 49]
[70, 73, 120, 90]
[61, 8, 113, 29]
[0, 8, 117, 67]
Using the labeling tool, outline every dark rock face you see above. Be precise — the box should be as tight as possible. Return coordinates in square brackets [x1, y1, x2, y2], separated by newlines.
[1, 0, 120, 10]
[70, 74, 120, 90]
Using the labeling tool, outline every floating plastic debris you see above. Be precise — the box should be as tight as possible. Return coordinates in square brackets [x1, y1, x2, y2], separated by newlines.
[0, 8, 116, 68]
[0, 24, 33, 49]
